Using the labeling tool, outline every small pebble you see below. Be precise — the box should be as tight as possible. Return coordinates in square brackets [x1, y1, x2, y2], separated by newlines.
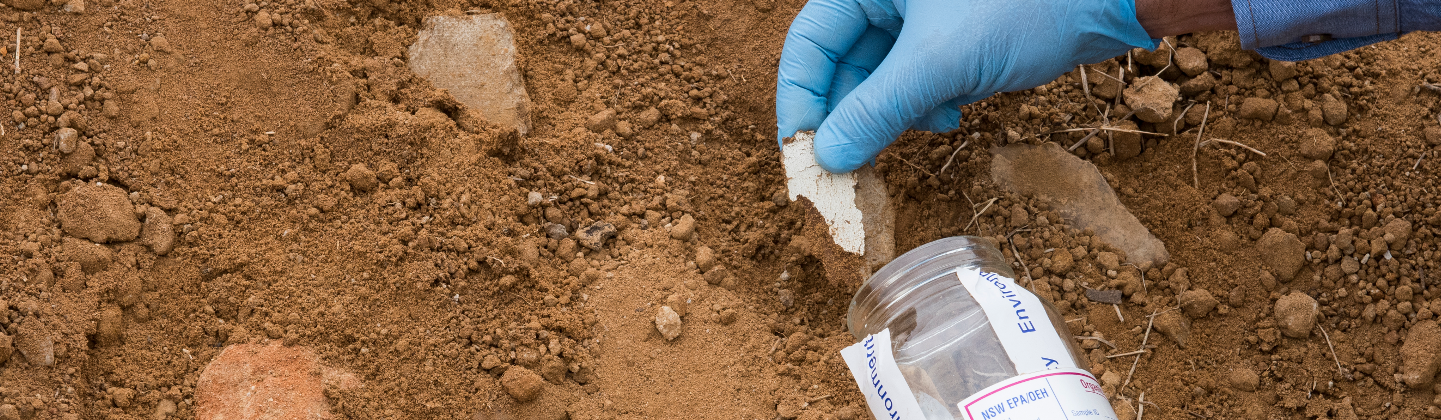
[655, 306, 682, 341]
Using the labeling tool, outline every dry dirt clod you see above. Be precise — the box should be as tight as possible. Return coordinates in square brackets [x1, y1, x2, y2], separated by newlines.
[1153, 311, 1190, 348]
[15, 317, 54, 366]
[1227, 367, 1259, 392]
[0, 404, 14, 420]
[1297, 127, 1337, 161]
[57, 183, 142, 243]
[1238, 98, 1278, 121]
[1384, 218, 1413, 247]
[1274, 292, 1318, 338]
[585, 108, 617, 133]
[63, 237, 113, 274]
[4, 0, 45, 10]
[1426, 126, 1441, 146]
[1123, 76, 1179, 123]
[342, 163, 378, 192]
[655, 306, 682, 341]
[694, 246, 717, 272]
[0, 333, 12, 365]
[1257, 228, 1305, 281]
[1401, 320, 1441, 389]
[140, 207, 176, 255]
[1174, 47, 1208, 76]
[670, 214, 696, 241]
[1212, 193, 1241, 216]
[1178, 289, 1219, 318]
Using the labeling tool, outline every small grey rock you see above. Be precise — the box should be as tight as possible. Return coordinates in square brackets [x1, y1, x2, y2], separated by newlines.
[1084, 289, 1123, 305]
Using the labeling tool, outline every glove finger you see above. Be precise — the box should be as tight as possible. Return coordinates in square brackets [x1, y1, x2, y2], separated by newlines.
[910, 96, 968, 133]
[826, 25, 895, 113]
[776, 0, 870, 146]
[813, 41, 964, 173]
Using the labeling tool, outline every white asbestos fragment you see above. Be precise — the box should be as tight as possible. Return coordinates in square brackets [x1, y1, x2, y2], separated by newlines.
[782, 131, 894, 266]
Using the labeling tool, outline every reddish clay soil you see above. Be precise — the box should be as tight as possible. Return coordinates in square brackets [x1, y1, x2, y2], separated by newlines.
[3, 0, 1441, 419]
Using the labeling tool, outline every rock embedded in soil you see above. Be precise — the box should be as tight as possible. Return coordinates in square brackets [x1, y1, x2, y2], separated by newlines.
[1227, 367, 1259, 392]
[1320, 94, 1348, 126]
[140, 207, 175, 255]
[585, 108, 617, 133]
[575, 221, 616, 251]
[1085, 289, 1123, 304]
[57, 183, 141, 243]
[1274, 292, 1318, 338]
[342, 163, 378, 192]
[408, 14, 531, 135]
[1299, 128, 1336, 160]
[1179, 72, 1217, 96]
[669, 214, 696, 241]
[1238, 97, 1278, 121]
[1400, 320, 1441, 389]
[63, 237, 112, 274]
[54, 127, 79, 153]
[695, 246, 717, 272]
[655, 305, 682, 341]
[1212, 193, 1240, 216]
[1152, 310, 1190, 348]
[4, 0, 45, 10]
[1111, 120, 1143, 159]
[1257, 228, 1305, 281]
[992, 143, 1169, 268]
[1178, 289, 1219, 318]
[1175, 47, 1208, 76]
[197, 344, 358, 420]
[15, 317, 54, 366]
[1123, 76, 1178, 123]
[1385, 218, 1413, 248]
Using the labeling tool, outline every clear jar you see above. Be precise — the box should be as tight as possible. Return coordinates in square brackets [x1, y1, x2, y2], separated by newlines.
[847, 236, 1090, 418]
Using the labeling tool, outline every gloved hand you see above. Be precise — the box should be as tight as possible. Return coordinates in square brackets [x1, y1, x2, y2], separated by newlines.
[776, 0, 1157, 173]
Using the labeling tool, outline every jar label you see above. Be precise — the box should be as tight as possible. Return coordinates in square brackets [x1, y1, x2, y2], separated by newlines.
[954, 268, 1077, 373]
[839, 328, 926, 420]
[956, 368, 1116, 420]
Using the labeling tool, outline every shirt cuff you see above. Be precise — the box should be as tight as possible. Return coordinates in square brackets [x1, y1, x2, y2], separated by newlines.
[1254, 33, 1399, 61]
[1232, 0, 1399, 58]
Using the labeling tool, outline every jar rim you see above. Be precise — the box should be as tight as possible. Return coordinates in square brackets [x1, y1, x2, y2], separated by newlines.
[846, 236, 1009, 339]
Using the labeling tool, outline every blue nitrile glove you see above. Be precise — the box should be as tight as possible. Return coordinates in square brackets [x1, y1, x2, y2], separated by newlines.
[776, 0, 1158, 173]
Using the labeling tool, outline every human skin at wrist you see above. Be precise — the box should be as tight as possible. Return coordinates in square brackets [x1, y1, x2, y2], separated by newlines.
[1135, 0, 1237, 37]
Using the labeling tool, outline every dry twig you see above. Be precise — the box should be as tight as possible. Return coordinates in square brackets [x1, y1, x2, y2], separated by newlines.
[937, 139, 970, 176]
[1191, 102, 1211, 189]
[963, 198, 998, 233]
[1123, 310, 1159, 392]
[1200, 138, 1267, 156]
[1318, 324, 1349, 379]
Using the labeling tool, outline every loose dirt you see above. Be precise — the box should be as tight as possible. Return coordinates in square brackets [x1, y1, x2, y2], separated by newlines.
[1, 0, 1441, 419]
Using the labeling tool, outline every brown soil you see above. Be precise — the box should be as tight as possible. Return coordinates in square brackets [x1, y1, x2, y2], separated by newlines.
[1, 0, 1440, 419]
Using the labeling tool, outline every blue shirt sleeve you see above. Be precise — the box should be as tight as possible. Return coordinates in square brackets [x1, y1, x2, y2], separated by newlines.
[1231, 0, 1441, 61]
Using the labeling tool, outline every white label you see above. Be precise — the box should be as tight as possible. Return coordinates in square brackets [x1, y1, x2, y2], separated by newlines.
[955, 268, 1076, 373]
[840, 329, 925, 420]
[957, 368, 1116, 420]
